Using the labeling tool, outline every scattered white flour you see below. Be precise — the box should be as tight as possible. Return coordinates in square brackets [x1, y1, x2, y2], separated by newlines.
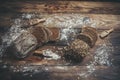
[0, 13, 96, 56]
[43, 14, 97, 44]
[78, 43, 113, 78]
[44, 14, 92, 28]
[22, 13, 35, 19]
[0, 18, 23, 56]
[94, 44, 112, 66]
[0, 13, 40, 57]
[0, 13, 114, 79]
[42, 49, 61, 60]
[43, 14, 113, 78]
[60, 27, 76, 41]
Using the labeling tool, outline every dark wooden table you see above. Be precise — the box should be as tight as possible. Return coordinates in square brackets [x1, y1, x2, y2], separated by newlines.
[0, 1, 120, 80]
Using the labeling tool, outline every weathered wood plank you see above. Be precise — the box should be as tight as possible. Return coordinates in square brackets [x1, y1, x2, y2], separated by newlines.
[0, 1, 120, 29]
[0, 1, 120, 14]
[2, 33, 119, 66]
[0, 63, 115, 80]
[0, 13, 120, 30]
[39, 14, 120, 30]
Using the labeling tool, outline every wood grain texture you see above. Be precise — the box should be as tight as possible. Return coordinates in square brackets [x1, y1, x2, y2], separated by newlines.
[0, 13, 120, 31]
[0, 1, 120, 80]
[0, 1, 120, 29]
[0, 1, 120, 14]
